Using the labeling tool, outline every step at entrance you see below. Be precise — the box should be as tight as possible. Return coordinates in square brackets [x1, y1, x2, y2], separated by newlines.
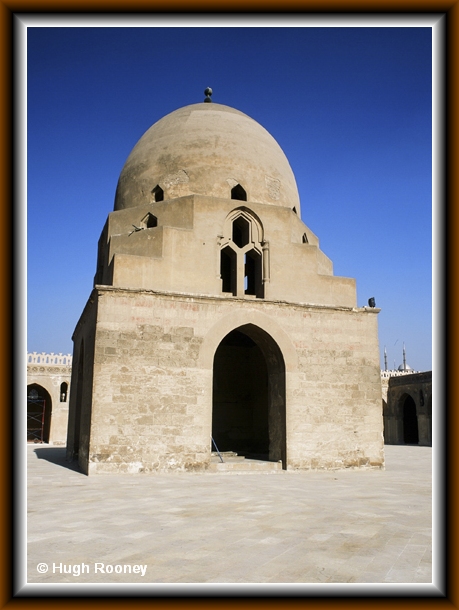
[209, 451, 283, 473]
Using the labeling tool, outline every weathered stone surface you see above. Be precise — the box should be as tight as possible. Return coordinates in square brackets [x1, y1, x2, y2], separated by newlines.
[67, 287, 383, 474]
[382, 371, 432, 446]
[67, 101, 384, 475]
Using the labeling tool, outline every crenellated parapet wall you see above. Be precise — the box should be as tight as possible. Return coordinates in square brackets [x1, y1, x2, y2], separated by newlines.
[27, 352, 73, 367]
[380, 369, 419, 403]
[380, 369, 419, 380]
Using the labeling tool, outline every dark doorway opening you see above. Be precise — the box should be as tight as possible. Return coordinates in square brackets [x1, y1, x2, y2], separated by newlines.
[212, 324, 286, 468]
[27, 384, 52, 443]
[402, 395, 419, 444]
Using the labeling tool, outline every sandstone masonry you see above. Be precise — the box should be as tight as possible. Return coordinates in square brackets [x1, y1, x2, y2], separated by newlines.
[66, 100, 385, 474]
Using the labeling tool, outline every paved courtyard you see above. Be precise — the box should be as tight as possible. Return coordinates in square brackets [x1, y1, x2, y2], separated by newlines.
[26, 444, 433, 586]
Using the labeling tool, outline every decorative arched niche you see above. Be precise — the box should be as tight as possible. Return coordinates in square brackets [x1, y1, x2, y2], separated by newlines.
[218, 207, 269, 299]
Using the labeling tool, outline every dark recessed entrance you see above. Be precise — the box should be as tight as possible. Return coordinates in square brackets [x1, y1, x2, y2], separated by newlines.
[27, 384, 52, 443]
[212, 324, 286, 468]
[402, 394, 419, 444]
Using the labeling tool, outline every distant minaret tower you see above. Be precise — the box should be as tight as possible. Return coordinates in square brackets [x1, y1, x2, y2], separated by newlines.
[402, 343, 406, 371]
[384, 346, 388, 371]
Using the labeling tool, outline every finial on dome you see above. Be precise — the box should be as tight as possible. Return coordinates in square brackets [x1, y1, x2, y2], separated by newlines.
[204, 87, 212, 103]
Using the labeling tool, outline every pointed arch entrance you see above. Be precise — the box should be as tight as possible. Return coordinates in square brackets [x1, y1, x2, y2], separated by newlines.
[402, 394, 419, 444]
[212, 324, 286, 469]
[27, 384, 52, 443]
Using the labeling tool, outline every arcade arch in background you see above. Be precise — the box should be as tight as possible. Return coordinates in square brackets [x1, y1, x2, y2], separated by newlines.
[27, 384, 52, 443]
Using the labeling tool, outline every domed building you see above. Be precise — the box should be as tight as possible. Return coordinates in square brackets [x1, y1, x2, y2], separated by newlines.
[66, 95, 384, 474]
[398, 364, 413, 372]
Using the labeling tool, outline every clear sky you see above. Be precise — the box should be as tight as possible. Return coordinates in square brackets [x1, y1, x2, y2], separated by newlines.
[26, 21, 433, 372]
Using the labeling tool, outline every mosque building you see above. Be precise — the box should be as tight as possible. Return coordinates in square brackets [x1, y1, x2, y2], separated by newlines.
[381, 345, 432, 446]
[64, 90, 385, 474]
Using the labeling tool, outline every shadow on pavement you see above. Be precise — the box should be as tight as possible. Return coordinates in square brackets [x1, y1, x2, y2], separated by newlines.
[33, 446, 84, 474]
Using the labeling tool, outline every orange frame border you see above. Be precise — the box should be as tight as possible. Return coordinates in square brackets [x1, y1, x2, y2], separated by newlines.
[3, 4, 454, 609]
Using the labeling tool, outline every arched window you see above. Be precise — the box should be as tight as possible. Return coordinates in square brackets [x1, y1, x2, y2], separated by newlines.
[60, 382, 68, 402]
[245, 250, 263, 296]
[151, 185, 164, 202]
[231, 184, 247, 201]
[141, 213, 158, 229]
[232, 216, 250, 248]
[220, 246, 237, 295]
[302, 233, 308, 244]
[219, 208, 267, 299]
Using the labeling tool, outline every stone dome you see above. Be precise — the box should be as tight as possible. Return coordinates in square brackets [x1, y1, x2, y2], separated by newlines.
[114, 103, 300, 214]
[398, 364, 413, 372]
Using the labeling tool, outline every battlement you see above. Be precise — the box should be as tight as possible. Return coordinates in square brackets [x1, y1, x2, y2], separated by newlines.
[27, 352, 73, 366]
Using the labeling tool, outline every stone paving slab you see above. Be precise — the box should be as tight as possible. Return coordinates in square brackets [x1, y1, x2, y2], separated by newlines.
[26, 444, 432, 586]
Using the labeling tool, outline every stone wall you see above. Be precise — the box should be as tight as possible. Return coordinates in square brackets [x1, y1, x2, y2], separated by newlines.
[383, 371, 432, 446]
[68, 286, 384, 474]
[66, 297, 99, 472]
[27, 353, 72, 445]
[97, 195, 357, 309]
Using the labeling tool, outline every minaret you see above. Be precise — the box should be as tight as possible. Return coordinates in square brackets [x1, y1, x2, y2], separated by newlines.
[384, 346, 388, 371]
[402, 343, 406, 371]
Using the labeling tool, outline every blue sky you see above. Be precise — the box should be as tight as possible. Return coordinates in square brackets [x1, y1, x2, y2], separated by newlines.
[26, 22, 433, 372]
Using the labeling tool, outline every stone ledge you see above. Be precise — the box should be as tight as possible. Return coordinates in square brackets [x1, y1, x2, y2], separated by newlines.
[94, 284, 379, 315]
